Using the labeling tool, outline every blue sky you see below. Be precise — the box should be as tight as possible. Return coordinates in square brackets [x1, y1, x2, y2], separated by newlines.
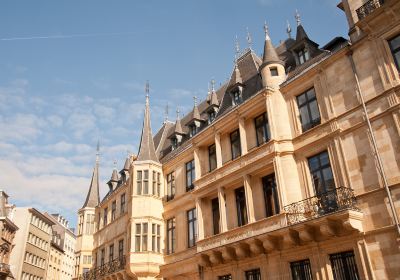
[0, 0, 348, 229]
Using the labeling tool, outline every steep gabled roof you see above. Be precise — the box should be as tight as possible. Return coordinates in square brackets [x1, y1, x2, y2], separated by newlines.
[82, 159, 100, 208]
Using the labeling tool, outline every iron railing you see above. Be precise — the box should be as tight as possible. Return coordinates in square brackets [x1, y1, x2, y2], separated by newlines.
[284, 187, 359, 225]
[356, 0, 384, 20]
[80, 255, 126, 280]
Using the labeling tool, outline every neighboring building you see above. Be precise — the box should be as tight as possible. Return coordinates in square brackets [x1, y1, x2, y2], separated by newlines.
[45, 213, 76, 280]
[9, 208, 54, 280]
[77, 0, 400, 279]
[0, 191, 18, 280]
[74, 147, 100, 279]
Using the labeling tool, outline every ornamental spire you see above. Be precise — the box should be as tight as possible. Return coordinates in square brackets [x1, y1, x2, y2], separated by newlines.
[82, 145, 100, 208]
[246, 27, 253, 49]
[295, 9, 301, 26]
[137, 81, 159, 163]
[286, 20, 292, 39]
[262, 21, 283, 67]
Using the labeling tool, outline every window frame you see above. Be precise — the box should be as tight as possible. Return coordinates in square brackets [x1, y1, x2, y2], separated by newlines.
[136, 170, 143, 195]
[166, 171, 176, 201]
[290, 259, 313, 280]
[231, 89, 242, 105]
[230, 129, 242, 160]
[166, 218, 176, 255]
[389, 34, 400, 71]
[212, 197, 220, 235]
[296, 88, 321, 132]
[307, 151, 336, 196]
[235, 187, 248, 227]
[118, 240, 124, 259]
[329, 250, 360, 280]
[262, 174, 280, 217]
[109, 244, 114, 262]
[111, 200, 116, 221]
[103, 208, 108, 227]
[208, 144, 217, 172]
[187, 208, 197, 248]
[254, 113, 270, 146]
[245, 268, 261, 280]
[120, 193, 126, 215]
[185, 160, 195, 192]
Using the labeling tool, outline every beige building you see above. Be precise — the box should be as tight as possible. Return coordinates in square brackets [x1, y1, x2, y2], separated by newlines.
[76, 0, 400, 279]
[0, 191, 18, 280]
[9, 208, 54, 280]
[45, 213, 76, 280]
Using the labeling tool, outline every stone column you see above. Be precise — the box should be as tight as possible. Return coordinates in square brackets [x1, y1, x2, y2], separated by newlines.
[196, 198, 205, 240]
[243, 175, 256, 223]
[218, 187, 228, 233]
[215, 133, 223, 168]
[238, 117, 248, 155]
[194, 147, 201, 180]
[264, 91, 276, 140]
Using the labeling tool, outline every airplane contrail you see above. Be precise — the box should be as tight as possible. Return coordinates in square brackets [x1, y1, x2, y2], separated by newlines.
[0, 32, 140, 41]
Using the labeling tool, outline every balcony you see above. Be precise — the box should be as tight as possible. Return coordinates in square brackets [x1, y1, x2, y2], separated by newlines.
[356, 0, 385, 20]
[284, 186, 359, 225]
[81, 256, 126, 280]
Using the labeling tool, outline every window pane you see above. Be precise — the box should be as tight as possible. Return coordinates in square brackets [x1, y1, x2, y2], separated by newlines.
[309, 100, 321, 123]
[389, 35, 400, 50]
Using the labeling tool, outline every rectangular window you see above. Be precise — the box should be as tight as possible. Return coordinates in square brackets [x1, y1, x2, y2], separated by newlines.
[290, 259, 313, 280]
[157, 172, 161, 197]
[212, 198, 220, 235]
[103, 208, 108, 227]
[152, 223, 156, 252]
[109, 244, 114, 261]
[296, 88, 321, 132]
[157, 224, 161, 253]
[187, 208, 197, 248]
[111, 200, 116, 221]
[230, 129, 241, 160]
[235, 187, 248, 226]
[167, 172, 176, 201]
[152, 171, 157, 195]
[186, 160, 195, 191]
[166, 218, 176, 254]
[255, 113, 270, 146]
[189, 124, 198, 137]
[389, 34, 400, 71]
[100, 249, 105, 267]
[137, 171, 142, 195]
[118, 240, 124, 258]
[120, 193, 126, 214]
[135, 223, 141, 252]
[330, 251, 359, 280]
[208, 144, 217, 172]
[208, 111, 216, 124]
[245, 268, 261, 280]
[270, 67, 279, 76]
[297, 48, 310, 64]
[308, 151, 337, 214]
[262, 174, 280, 217]
[219, 275, 232, 280]
[232, 89, 242, 105]
[143, 170, 149, 194]
[142, 223, 148, 251]
[97, 213, 101, 231]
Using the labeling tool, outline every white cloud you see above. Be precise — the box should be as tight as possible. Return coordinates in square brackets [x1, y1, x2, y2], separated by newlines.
[66, 112, 97, 139]
[0, 113, 47, 142]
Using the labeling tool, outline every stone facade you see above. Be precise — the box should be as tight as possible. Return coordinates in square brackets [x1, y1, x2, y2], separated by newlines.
[75, 0, 400, 279]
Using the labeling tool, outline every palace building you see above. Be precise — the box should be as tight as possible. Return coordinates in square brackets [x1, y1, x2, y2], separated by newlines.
[75, 0, 400, 279]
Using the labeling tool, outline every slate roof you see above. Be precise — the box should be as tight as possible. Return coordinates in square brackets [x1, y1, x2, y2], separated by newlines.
[82, 161, 100, 208]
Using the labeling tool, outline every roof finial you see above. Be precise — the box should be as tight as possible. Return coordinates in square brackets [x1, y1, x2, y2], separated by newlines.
[113, 159, 117, 170]
[145, 80, 150, 105]
[295, 9, 301, 26]
[286, 20, 292, 38]
[246, 27, 253, 49]
[193, 96, 198, 107]
[176, 107, 180, 120]
[96, 140, 100, 165]
[164, 103, 169, 123]
[211, 79, 216, 93]
[235, 35, 240, 61]
[264, 21, 270, 40]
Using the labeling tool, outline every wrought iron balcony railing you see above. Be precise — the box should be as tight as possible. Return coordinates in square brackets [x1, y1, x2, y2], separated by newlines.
[284, 187, 359, 225]
[80, 255, 126, 280]
[356, 0, 385, 20]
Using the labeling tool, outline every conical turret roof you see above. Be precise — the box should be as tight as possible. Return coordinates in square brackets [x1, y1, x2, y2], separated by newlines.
[82, 156, 100, 208]
[296, 24, 309, 42]
[227, 63, 243, 90]
[262, 28, 284, 66]
[137, 94, 160, 163]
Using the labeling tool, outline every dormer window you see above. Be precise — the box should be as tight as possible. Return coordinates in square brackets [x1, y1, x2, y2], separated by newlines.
[189, 124, 198, 137]
[171, 137, 178, 150]
[208, 111, 216, 124]
[231, 89, 242, 106]
[297, 48, 310, 64]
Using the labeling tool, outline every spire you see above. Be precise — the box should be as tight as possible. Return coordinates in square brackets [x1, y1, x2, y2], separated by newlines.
[137, 81, 160, 163]
[164, 103, 169, 123]
[209, 79, 219, 106]
[246, 27, 253, 49]
[286, 20, 292, 39]
[295, 10, 309, 41]
[235, 35, 240, 61]
[192, 96, 201, 120]
[111, 160, 119, 181]
[82, 145, 100, 208]
[262, 21, 284, 66]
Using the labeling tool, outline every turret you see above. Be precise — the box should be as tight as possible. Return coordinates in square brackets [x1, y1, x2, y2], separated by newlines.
[260, 22, 286, 89]
[107, 162, 119, 191]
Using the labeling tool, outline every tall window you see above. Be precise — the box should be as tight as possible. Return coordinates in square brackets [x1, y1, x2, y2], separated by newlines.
[208, 111, 216, 124]
[255, 113, 270, 146]
[330, 251, 359, 280]
[103, 208, 108, 227]
[230, 129, 241, 160]
[297, 48, 310, 64]
[78, 215, 83, 235]
[120, 193, 126, 215]
[100, 249, 105, 267]
[109, 244, 114, 261]
[212, 198, 220, 235]
[137, 171, 142, 195]
[166, 218, 176, 254]
[97, 213, 101, 231]
[219, 275, 232, 280]
[167, 172, 176, 201]
[245, 268, 261, 280]
[135, 223, 148, 252]
[296, 88, 321, 132]
[189, 124, 198, 137]
[231, 89, 242, 105]
[262, 174, 280, 217]
[187, 208, 197, 248]
[118, 240, 124, 258]
[235, 187, 248, 226]
[111, 200, 116, 221]
[308, 151, 335, 196]
[85, 214, 95, 235]
[143, 170, 149, 194]
[208, 144, 217, 172]
[157, 224, 161, 253]
[157, 172, 161, 197]
[290, 259, 313, 280]
[389, 34, 400, 71]
[186, 160, 195, 192]
[152, 171, 157, 195]
[151, 223, 161, 253]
